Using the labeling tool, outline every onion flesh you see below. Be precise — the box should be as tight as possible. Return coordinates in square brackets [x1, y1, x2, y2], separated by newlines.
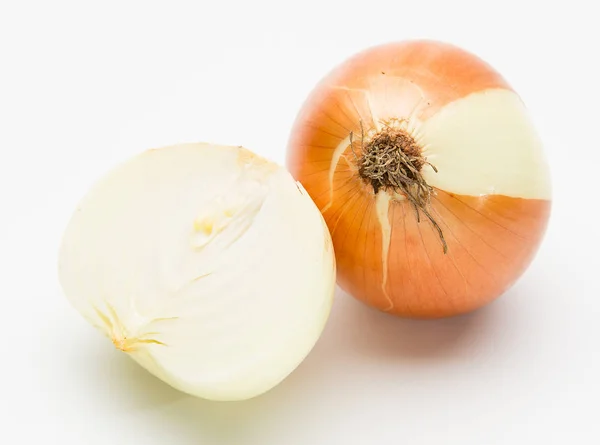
[58, 142, 336, 401]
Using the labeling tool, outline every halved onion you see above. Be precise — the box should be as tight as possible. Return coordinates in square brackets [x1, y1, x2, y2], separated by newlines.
[58, 143, 336, 400]
[286, 40, 551, 318]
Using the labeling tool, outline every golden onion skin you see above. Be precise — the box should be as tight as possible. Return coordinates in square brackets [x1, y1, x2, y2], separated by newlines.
[286, 40, 551, 318]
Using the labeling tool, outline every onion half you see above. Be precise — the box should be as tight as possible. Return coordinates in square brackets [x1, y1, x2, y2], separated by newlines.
[286, 40, 551, 318]
[59, 143, 336, 401]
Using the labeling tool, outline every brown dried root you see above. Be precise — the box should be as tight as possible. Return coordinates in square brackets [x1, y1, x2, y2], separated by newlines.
[351, 122, 447, 254]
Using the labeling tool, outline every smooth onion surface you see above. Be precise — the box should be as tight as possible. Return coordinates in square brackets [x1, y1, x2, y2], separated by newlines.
[59, 143, 336, 401]
[286, 40, 551, 318]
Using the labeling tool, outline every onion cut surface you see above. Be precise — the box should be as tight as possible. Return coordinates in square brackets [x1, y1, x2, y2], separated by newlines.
[59, 143, 336, 401]
[286, 40, 551, 318]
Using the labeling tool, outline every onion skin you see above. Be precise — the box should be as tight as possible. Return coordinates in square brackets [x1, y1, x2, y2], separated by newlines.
[286, 40, 551, 318]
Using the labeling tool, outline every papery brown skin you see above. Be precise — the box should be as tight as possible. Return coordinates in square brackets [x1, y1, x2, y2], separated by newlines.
[286, 40, 551, 318]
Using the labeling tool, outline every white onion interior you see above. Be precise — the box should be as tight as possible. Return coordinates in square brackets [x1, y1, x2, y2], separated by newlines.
[58, 143, 336, 401]
[419, 89, 551, 200]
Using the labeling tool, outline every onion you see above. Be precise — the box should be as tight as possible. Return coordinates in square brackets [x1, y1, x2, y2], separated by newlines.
[286, 40, 551, 318]
[58, 143, 336, 401]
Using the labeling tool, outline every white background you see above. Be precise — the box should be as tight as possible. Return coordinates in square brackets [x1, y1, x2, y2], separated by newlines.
[1, 0, 598, 444]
